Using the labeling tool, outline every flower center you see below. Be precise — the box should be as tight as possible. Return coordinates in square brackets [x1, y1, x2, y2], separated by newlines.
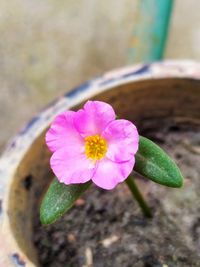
[85, 135, 107, 160]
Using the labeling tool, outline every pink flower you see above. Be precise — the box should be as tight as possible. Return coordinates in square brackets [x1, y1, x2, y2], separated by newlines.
[46, 101, 139, 190]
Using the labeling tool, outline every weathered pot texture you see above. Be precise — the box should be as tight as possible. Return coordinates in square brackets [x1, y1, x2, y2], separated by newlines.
[0, 61, 200, 266]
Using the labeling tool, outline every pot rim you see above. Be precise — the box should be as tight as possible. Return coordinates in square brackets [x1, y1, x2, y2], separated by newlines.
[0, 59, 200, 266]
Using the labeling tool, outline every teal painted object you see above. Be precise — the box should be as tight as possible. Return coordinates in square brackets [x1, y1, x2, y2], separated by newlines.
[128, 0, 174, 62]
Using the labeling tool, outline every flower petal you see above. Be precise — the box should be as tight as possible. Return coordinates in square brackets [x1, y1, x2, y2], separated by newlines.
[74, 101, 116, 136]
[92, 157, 135, 190]
[102, 119, 139, 163]
[50, 148, 96, 184]
[46, 111, 84, 152]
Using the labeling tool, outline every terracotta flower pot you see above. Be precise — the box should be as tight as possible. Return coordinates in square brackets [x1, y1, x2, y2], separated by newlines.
[0, 61, 200, 266]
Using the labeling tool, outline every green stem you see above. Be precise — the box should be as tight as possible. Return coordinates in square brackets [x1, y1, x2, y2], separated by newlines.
[125, 175, 152, 218]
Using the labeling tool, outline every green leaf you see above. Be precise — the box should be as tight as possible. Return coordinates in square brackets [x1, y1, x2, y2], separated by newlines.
[134, 136, 183, 188]
[40, 178, 91, 225]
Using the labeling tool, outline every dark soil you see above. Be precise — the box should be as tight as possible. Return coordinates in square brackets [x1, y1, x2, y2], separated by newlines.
[33, 122, 200, 267]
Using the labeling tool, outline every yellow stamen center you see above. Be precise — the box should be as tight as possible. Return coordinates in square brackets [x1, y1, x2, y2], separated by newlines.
[85, 135, 107, 160]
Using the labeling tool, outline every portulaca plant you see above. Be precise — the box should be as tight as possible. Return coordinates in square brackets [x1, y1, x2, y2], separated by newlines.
[40, 101, 183, 224]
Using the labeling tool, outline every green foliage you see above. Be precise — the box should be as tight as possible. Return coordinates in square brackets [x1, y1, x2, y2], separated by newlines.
[134, 136, 183, 188]
[40, 136, 183, 225]
[40, 178, 91, 225]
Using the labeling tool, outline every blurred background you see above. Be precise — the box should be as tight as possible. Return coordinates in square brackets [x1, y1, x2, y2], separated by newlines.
[0, 0, 200, 152]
